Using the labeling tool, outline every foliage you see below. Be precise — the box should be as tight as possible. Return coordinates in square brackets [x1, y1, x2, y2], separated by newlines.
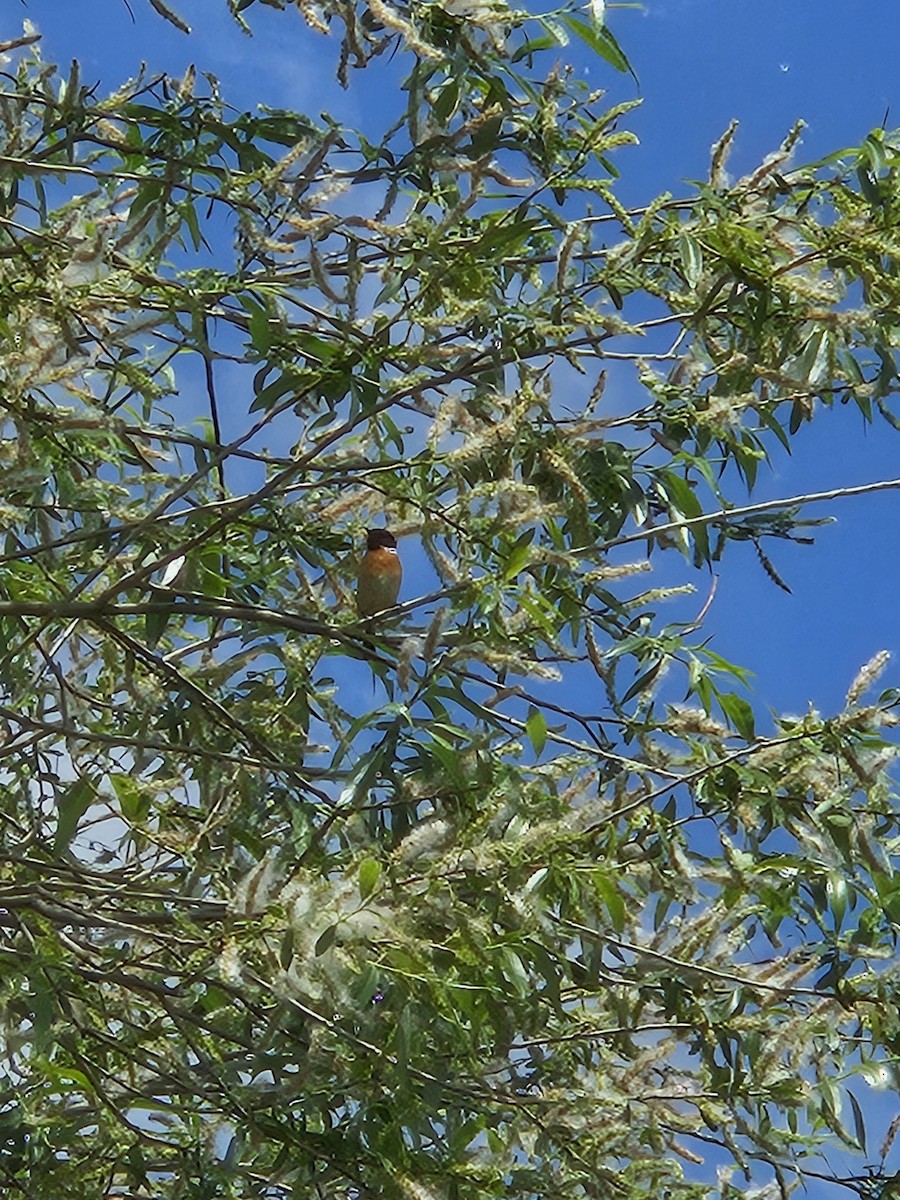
[0, 5, 899, 1198]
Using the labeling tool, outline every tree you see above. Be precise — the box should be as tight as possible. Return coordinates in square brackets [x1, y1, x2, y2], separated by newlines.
[0, 3, 899, 1196]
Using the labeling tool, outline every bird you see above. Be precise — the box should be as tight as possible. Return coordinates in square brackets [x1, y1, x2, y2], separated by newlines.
[356, 528, 402, 618]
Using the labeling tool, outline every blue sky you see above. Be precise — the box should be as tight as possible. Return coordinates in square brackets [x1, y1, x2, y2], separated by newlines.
[15, 0, 900, 724]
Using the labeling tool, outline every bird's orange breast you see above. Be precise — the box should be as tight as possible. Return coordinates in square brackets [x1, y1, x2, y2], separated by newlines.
[356, 546, 402, 616]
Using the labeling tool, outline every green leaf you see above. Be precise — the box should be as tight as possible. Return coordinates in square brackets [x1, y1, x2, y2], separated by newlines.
[502, 530, 535, 581]
[432, 79, 459, 124]
[717, 691, 756, 741]
[525, 705, 548, 757]
[145, 607, 171, 648]
[54, 778, 95, 855]
[826, 873, 848, 932]
[450, 1114, 485, 1154]
[314, 925, 337, 956]
[358, 857, 382, 900]
[678, 233, 704, 288]
[498, 947, 530, 997]
[594, 872, 625, 933]
[658, 470, 702, 519]
[182, 199, 202, 251]
[242, 296, 278, 355]
[110, 774, 150, 826]
[250, 370, 293, 413]
[510, 34, 560, 64]
[620, 661, 663, 705]
[561, 17, 638, 81]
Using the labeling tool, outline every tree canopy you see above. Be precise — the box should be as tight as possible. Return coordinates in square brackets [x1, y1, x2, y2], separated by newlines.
[1, 2, 900, 1197]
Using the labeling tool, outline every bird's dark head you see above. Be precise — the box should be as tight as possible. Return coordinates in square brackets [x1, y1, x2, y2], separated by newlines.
[366, 529, 397, 551]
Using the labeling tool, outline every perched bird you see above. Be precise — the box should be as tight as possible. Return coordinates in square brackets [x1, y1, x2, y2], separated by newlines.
[356, 528, 402, 617]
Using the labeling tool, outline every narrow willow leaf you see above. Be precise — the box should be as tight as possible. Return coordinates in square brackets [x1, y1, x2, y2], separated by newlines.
[526, 706, 547, 756]
[358, 857, 382, 900]
[561, 16, 637, 81]
[54, 778, 95, 856]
